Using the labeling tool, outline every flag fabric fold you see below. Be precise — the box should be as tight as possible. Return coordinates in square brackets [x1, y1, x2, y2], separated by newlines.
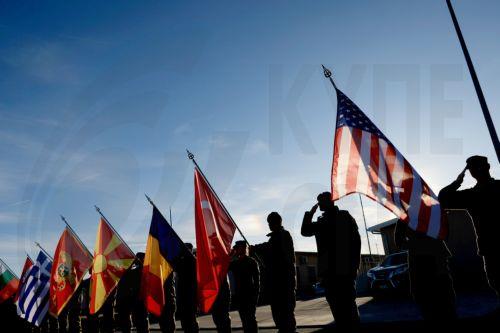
[0, 261, 19, 303]
[331, 88, 445, 238]
[90, 217, 135, 314]
[16, 251, 52, 326]
[15, 256, 34, 318]
[141, 206, 188, 317]
[194, 167, 236, 313]
[50, 227, 93, 316]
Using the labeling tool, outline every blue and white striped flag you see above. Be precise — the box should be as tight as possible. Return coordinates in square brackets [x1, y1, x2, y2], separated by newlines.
[16, 251, 52, 326]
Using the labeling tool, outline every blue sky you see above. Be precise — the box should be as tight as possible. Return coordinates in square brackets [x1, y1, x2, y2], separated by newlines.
[1, 0, 499, 272]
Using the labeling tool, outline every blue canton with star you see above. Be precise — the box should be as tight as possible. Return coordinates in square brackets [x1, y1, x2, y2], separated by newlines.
[335, 89, 388, 141]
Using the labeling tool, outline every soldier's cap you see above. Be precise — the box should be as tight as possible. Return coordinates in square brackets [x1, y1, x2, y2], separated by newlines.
[466, 155, 489, 168]
[135, 252, 145, 260]
[317, 191, 332, 202]
[185, 242, 193, 250]
[234, 240, 248, 248]
[267, 211, 282, 223]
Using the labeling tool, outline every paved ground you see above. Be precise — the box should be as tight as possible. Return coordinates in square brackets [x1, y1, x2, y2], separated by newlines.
[147, 292, 498, 332]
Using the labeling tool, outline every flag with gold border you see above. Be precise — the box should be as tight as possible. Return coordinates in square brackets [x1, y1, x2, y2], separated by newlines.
[90, 218, 135, 314]
[49, 227, 93, 316]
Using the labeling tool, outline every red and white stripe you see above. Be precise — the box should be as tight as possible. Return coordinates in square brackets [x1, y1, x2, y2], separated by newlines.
[331, 126, 445, 239]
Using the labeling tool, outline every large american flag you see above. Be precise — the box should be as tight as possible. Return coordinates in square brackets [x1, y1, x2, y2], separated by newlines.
[331, 88, 445, 239]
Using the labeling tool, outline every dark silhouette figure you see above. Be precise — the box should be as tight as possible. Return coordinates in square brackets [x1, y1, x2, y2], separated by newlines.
[438, 155, 500, 297]
[254, 212, 296, 333]
[57, 288, 81, 333]
[158, 275, 176, 333]
[211, 277, 232, 333]
[78, 276, 98, 333]
[301, 192, 361, 332]
[229, 241, 260, 333]
[394, 220, 457, 323]
[115, 252, 150, 333]
[176, 243, 200, 333]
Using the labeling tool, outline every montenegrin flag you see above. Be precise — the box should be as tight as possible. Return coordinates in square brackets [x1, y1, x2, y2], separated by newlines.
[50, 227, 93, 316]
[90, 218, 135, 314]
[0, 260, 19, 303]
[141, 206, 189, 317]
[194, 167, 236, 313]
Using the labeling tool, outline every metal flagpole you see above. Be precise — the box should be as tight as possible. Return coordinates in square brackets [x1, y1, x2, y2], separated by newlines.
[187, 149, 252, 247]
[0, 257, 19, 279]
[144, 194, 195, 259]
[94, 206, 136, 257]
[358, 194, 373, 256]
[35, 242, 54, 261]
[26, 252, 34, 263]
[60, 215, 94, 258]
[446, 0, 500, 163]
[169, 206, 173, 227]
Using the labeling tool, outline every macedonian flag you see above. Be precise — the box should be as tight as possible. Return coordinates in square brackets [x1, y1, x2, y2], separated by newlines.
[90, 217, 135, 314]
[49, 227, 93, 316]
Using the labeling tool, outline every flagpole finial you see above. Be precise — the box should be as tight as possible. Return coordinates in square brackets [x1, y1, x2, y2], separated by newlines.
[322, 64, 332, 78]
[94, 205, 101, 213]
[186, 149, 194, 160]
[145, 193, 154, 206]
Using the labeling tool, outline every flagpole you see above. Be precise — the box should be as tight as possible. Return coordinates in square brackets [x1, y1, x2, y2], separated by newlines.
[445, 0, 500, 163]
[34, 242, 54, 261]
[186, 149, 252, 247]
[94, 206, 136, 257]
[144, 194, 196, 259]
[358, 194, 373, 256]
[60, 215, 94, 258]
[323, 65, 373, 256]
[169, 206, 173, 227]
[0, 257, 19, 279]
[26, 252, 34, 263]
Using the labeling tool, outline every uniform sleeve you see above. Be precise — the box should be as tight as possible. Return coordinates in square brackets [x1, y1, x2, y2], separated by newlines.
[252, 259, 260, 298]
[284, 231, 296, 266]
[438, 180, 471, 209]
[301, 211, 318, 237]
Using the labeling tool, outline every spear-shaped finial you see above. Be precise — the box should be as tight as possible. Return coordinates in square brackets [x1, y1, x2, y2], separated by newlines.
[60, 215, 68, 225]
[94, 205, 101, 214]
[322, 64, 332, 78]
[145, 193, 154, 206]
[186, 149, 194, 160]
[322, 64, 337, 90]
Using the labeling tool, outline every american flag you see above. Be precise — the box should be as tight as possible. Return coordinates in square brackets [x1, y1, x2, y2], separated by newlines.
[331, 88, 445, 239]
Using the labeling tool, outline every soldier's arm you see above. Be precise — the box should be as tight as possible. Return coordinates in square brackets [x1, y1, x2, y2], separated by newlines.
[301, 206, 318, 237]
[252, 259, 260, 299]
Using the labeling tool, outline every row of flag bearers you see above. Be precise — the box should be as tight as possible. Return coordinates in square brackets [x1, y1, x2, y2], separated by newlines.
[0, 165, 242, 332]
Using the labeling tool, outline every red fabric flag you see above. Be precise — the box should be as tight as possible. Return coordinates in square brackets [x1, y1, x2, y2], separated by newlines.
[50, 228, 93, 316]
[194, 167, 236, 313]
[90, 218, 135, 314]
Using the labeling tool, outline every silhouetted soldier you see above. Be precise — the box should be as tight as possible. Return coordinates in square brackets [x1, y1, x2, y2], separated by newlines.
[115, 252, 149, 333]
[57, 289, 81, 333]
[301, 192, 361, 332]
[229, 241, 260, 333]
[254, 212, 296, 333]
[158, 275, 176, 333]
[438, 155, 500, 297]
[79, 276, 98, 333]
[394, 220, 456, 323]
[211, 277, 231, 333]
[176, 243, 199, 333]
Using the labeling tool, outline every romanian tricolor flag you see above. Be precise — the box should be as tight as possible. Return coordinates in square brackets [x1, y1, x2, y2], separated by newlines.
[50, 227, 93, 316]
[0, 260, 19, 303]
[90, 217, 135, 314]
[141, 206, 187, 317]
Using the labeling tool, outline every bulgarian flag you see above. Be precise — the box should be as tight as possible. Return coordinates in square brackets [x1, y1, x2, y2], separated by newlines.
[0, 260, 19, 303]
[90, 217, 135, 314]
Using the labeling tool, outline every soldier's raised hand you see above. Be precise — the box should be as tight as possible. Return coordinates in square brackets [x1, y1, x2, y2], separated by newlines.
[310, 204, 318, 214]
[456, 166, 467, 185]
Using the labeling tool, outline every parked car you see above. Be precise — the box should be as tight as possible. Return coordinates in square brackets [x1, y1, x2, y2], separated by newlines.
[367, 252, 409, 295]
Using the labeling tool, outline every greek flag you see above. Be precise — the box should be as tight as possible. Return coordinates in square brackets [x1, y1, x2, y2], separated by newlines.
[17, 251, 52, 326]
